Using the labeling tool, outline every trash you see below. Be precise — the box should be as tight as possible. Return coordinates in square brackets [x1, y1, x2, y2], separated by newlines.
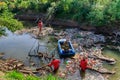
[66, 60, 71, 64]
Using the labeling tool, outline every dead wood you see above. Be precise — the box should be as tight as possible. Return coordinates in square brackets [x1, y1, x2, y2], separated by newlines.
[87, 67, 115, 74]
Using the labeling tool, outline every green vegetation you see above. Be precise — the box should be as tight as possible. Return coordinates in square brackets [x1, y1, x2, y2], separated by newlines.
[4, 71, 63, 80]
[5, 71, 25, 80]
[55, 0, 120, 26]
[0, 11, 23, 32]
[42, 74, 63, 80]
[0, 1, 23, 33]
[0, 0, 120, 28]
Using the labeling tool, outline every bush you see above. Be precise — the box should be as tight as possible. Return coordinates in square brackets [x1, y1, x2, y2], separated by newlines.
[0, 11, 23, 32]
[55, 0, 120, 26]
[0, 1, 8, 13]
[104, 0, 120, 23]
[1, 0, 120, 27]
[0, 18, 23, 32]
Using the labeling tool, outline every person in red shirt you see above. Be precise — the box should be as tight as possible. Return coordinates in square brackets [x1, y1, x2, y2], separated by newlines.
[79, 56, 88, 79]
[48, 58, 60, 74]
[80, 56, 87, 71]
[38, 19, 43, 35]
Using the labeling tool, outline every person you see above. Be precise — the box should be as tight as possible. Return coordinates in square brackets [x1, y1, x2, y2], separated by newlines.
[80, 56, 88, 72]
[79, 56, 88, 79]
[48, 58, 60, 74]
[37, 19, 43, 36]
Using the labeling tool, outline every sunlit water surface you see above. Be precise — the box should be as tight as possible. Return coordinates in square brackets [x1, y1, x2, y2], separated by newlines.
[103, 48, 120, 80]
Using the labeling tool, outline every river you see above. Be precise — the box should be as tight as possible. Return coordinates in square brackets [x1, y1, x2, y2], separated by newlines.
[0, 28, 54, 66]
[103, 48, 120, 80]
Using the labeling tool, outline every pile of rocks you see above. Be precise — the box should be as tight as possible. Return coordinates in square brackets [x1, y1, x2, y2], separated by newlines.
[54, 28, 105, 49]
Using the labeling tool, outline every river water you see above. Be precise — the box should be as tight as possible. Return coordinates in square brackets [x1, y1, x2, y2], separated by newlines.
[0, 28, 53, 66]
[103, 48, 120, 80]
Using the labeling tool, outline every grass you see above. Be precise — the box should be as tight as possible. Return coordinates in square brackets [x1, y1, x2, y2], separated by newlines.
[25, 75, 40, 80]
[5, 71, 25, 80]
[3, 71, 63, 80]
[41, 74, 63, 80]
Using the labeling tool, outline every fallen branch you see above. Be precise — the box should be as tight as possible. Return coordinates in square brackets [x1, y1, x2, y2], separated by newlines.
[19, 69, 38, 74]
[94, 54, 116, 63]
[19, 70, 37, 76]
[36, 64, 48, 71]
[28, 52, 54, 60]
[87, 67, 115, 74]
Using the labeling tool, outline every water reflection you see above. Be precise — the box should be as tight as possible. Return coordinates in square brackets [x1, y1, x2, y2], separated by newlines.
[103, 48, 120, 80]
[0, 28, 48, 66]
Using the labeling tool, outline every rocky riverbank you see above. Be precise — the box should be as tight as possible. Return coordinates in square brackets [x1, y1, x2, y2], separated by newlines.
[13, 27, 117, 80]
[15, 27, 53, 37]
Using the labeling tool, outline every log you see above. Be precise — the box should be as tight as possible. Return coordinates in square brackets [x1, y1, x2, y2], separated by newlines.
[87, 67, 115, 74]
[109, 61, 116, 65]
[94, 55, 116, 63]
[36, 65, 48, 71]
[16, 63, 24, 67]
[38, 52, 54, 60]
[89, 53, 116, 63]
[19, 69, 35, 75]
[19, 70, 38, 73]
[29, 53, 51, 59]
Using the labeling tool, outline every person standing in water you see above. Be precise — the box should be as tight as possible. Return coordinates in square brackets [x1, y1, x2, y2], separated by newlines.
[37, 19, 43, 36]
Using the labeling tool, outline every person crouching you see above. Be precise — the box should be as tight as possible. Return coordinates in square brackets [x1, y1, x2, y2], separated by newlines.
[48, 58, 60, 74]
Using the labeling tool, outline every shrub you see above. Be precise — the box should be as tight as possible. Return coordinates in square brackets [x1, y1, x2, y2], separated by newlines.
[0, 11, 23, 32]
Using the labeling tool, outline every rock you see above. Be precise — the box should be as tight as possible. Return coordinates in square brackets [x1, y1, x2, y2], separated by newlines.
[0, 52, 5, 58]
[72, 44, 79, 49]
[17, 63, 24, 67]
